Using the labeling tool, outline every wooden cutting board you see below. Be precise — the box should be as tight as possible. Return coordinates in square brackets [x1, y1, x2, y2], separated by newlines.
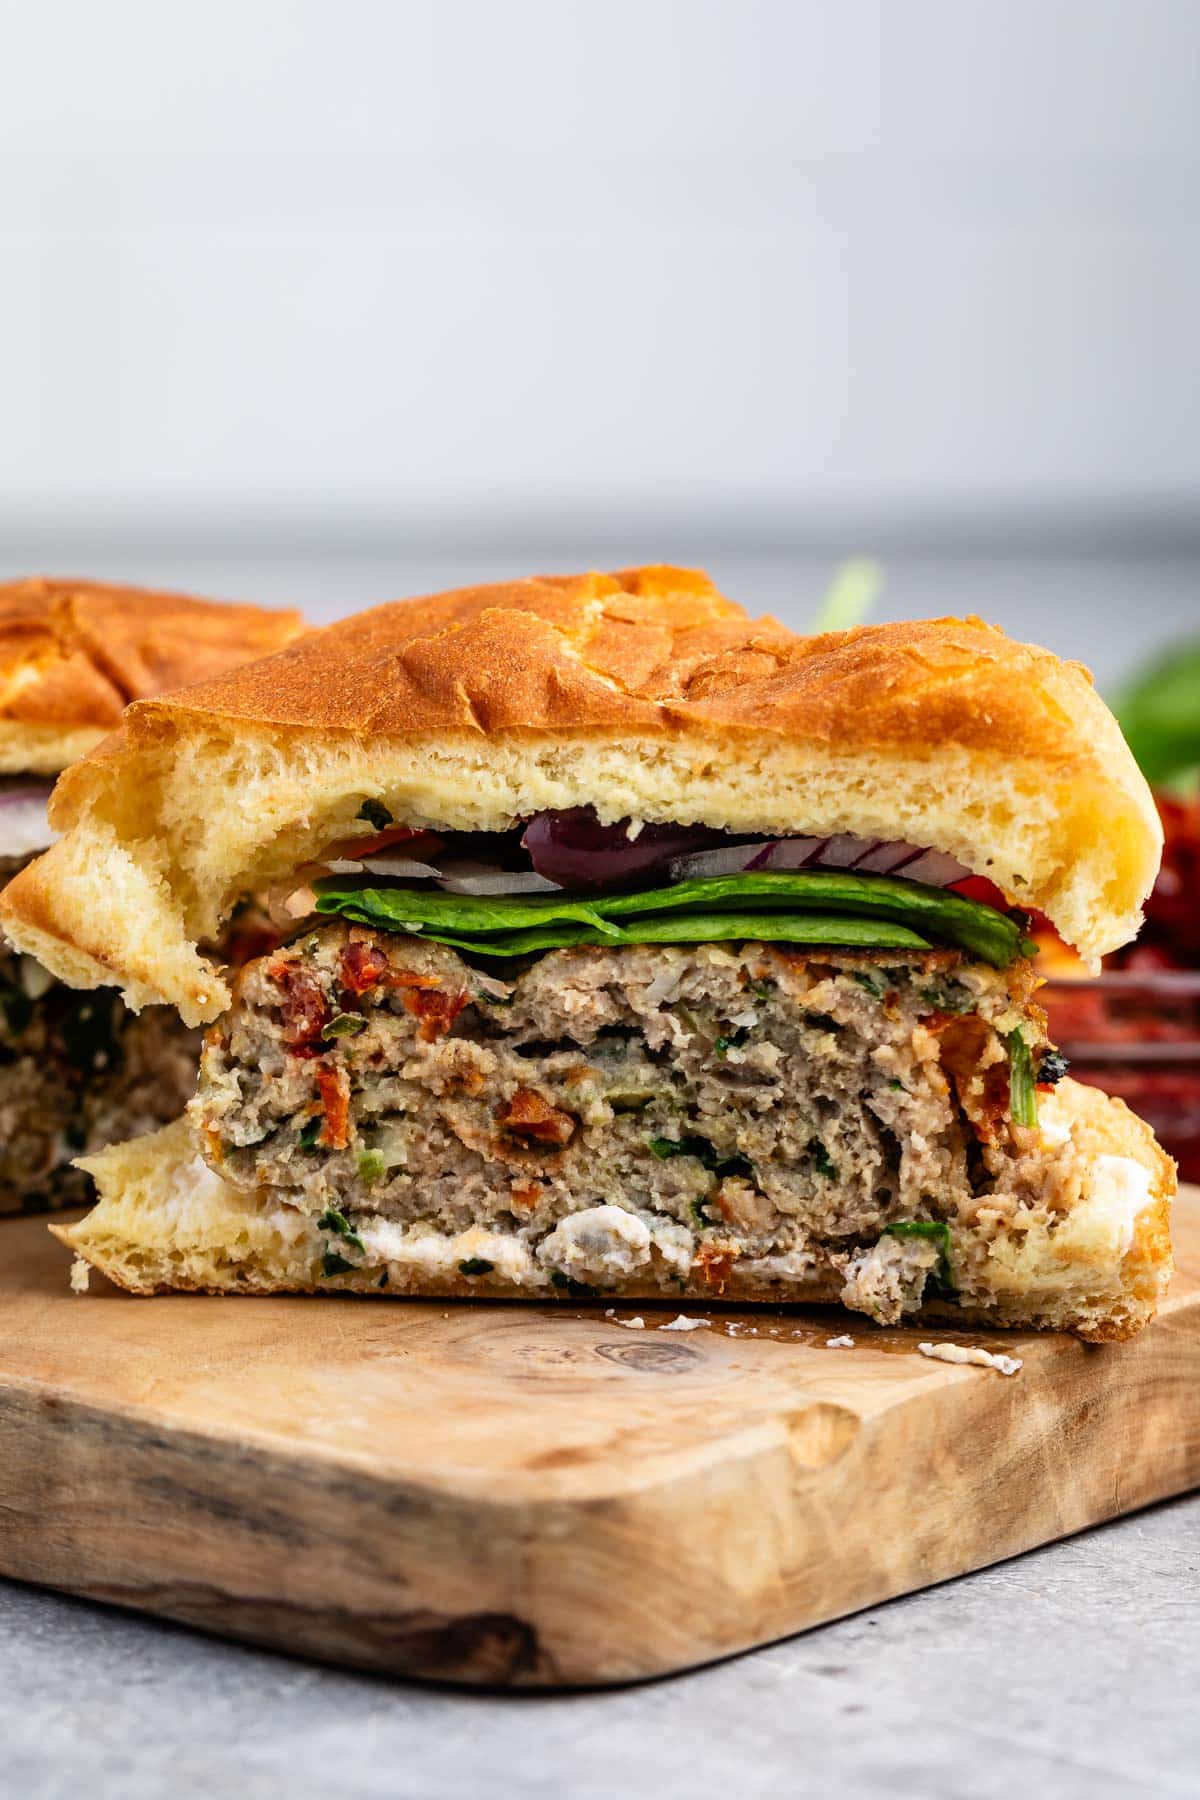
[0, 1190, 1198, 1689]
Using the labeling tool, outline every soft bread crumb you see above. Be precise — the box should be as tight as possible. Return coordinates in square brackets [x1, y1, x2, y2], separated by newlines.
[69, 1256, 90, 1293]
[826, 1334, 856, 1348]
[660, 1314, 711, 1331]
[918, 1341, 1023, 1376]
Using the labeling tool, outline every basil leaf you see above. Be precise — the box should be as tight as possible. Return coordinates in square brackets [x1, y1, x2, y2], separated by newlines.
[318, 1207, 365, 1253]
[314, 901, 931, 959]
[599, 872, 1024, 967]
[321, 1251, 357, 1277]
[852, 970, 885, 999]
[882, 1219, 955, 1292]
[314, 868, 1028, 967]
[1006, 1029, 1039, 1128]
[808, 1139, 837, 1180]
[314, 882, 622, 937]
[321, 1012, 366, 1040]
[649, 1135, 753, 1179]
[458, 1257, 494, 1276]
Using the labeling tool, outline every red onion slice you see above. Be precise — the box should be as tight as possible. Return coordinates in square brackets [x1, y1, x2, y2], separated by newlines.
[812, 833, 880, 868]
[851, 840, 926, 875]
[523, 809, 719, 888]
[436, 870, 562, 896]
[751, 837, 829, 870]
[669, 844, 768, 880]
[358, 854, 442, 879]
[895, 848, 972, 887]
[666, 834, 972, 888]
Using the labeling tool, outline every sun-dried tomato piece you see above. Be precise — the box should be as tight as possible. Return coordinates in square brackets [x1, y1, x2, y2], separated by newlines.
[399, 983, 469, 1042]
[929, 1012, 990, 1078]
[929, 1012, 1013, 1144]
[315, 1063, 351, 1150]
[694, 1244, 736, 1290]
[334, 826, 442, 860]
[495, 1087, 577, 1146]
[270, 959, 329, 1049]
[339, 941, 391, 995]
[510, 1179, 544, 1214]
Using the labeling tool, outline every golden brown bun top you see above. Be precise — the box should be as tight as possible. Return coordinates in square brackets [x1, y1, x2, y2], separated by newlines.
[95, 562, 1124, 758]
[0, 575, 306, 743]
[0, 566, 1162, 1019]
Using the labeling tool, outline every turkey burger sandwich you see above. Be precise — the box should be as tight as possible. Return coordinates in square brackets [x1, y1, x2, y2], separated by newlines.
[0, 567, 1174, 1335]
[0, 577, 304, 1210]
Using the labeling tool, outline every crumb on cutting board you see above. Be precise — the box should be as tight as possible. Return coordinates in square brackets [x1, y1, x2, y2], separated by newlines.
[825, 1334, 855, 1348]
[69, 1257, 90, 1294]
[918, 1341, 1022, 1376]
[660, 1315, 710, 1332]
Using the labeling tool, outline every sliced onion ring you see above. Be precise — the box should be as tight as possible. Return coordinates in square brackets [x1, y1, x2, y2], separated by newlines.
[358, 854, 442, 879]
[670, 835, 972, 889]
[851, 840, 925, 874]
[895, 848, 972, 887]
[805, 833, 877, 868]
[668, 844, 766, 880]
[749, 837, 829, 870]
[436, 870, 562, 896]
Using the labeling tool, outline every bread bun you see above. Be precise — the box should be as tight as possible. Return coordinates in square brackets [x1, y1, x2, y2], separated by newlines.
[0, 575, 305, 772]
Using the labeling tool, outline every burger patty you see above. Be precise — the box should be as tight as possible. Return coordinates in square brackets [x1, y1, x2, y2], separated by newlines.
[194, 920, 1060, 1322]
[0, 853, 202, 1212]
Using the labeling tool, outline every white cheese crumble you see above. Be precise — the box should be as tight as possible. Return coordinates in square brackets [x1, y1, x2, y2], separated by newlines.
[1086, 1154, 1155, 1256]
[739, 1246, 820, 1282]
[69, 1257, 90, 1294]
[166, 1155, 242, 1230]
[825, 1334, 855, 1348]
[918, 1341, 1022, 1376]
[615, 1316, 646, 1330]
[537, 1205, 653, 1284]
[357, 1219, 545, 1286]
[660, 1314, 710, 1332]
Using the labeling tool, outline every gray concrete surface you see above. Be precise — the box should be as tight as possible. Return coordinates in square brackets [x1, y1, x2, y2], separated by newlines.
[2, 1492, 1196, 1800]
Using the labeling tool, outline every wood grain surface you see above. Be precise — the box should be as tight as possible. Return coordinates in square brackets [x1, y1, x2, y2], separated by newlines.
[0, 1190, 1197, 1688]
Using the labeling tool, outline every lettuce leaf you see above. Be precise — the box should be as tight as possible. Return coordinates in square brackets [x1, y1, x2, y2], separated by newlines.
[314, 868, 1030, 966]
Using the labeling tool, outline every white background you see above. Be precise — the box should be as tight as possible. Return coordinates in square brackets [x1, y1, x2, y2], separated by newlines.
[2, 0, 1198, 680]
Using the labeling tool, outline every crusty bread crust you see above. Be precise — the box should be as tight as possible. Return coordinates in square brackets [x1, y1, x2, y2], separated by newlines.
[1, 566, 1160, 1022]
[52, 1078, 1175, 1340]
[0, 576, 305, 771]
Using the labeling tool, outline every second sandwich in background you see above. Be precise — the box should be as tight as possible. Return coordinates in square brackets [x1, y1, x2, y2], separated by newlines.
[0, 577, 304, 1212]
